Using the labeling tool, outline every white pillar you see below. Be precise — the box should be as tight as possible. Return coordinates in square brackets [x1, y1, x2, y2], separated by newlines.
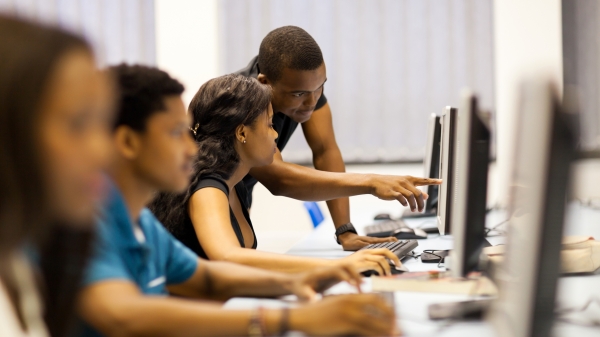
[492, 0, 563, 207]
[154, 0, 220, 107]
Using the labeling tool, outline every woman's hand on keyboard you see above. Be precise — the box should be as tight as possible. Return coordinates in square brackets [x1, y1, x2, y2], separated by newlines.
[338, 232, 397, 251]
[338, 248, 402, 276]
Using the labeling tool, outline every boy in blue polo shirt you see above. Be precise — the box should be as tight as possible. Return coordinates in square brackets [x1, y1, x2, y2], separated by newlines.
[75, 64, 397, 337]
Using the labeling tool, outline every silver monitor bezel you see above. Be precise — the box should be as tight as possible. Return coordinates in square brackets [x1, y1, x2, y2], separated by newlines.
[437, 106, 458, 235]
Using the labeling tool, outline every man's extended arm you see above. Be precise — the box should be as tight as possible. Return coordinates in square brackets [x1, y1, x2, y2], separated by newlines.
[249, 103, 441, 249]
[249, 151, 438, 211]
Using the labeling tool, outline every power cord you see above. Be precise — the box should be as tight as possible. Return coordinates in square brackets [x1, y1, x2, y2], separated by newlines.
[484, 218, 510, 237]
[575, 198, 600, 211]
[555, 296, 600, 328]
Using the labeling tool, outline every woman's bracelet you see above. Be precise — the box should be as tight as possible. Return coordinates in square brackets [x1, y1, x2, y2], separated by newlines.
[248, 307, 267, 337]
[279, 307, 290, 335]
[248, 306, 289, 336]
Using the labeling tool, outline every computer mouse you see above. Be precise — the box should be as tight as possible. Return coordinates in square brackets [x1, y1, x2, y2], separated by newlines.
[392, 227, 428, 240]
[393, 264, 409, 273]
[374, 213, 392, 220]
[421, 226, 440, 234]
[360, 263, 409, 277]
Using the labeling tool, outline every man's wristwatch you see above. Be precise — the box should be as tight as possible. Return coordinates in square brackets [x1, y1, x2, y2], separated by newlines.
[334, 223, 357, 244]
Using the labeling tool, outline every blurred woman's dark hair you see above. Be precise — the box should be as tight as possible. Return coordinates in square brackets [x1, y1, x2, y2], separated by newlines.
[150, 74, 272, 237]
[0, 15, 94, 336]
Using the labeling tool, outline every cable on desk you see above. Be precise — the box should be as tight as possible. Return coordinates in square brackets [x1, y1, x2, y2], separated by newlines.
[486, 204, 507, 213]
[418, 250, 447, 268]
[555, 296, 600, 328]
[485, 218, 510, 237]
[556, 317, 600, 328]
[575, 198, 600, 211]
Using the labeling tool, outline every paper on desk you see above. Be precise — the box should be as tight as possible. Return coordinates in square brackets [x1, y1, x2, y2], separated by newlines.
[483, 236, 600, 274]
[371, 273, 497, 296]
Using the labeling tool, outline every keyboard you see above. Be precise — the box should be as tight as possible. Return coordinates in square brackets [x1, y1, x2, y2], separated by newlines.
[358, 240, 418, 260]
[364, 220, 410, 237]
[357, 240, 419, 276]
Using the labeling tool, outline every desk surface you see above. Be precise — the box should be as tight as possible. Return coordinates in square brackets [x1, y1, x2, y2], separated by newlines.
[225, 201, 600, 336]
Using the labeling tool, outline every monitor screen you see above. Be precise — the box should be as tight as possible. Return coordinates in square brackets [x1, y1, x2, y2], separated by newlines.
[437, 106, 458, 235]
[423, 113, 441, 213]
[450, 91, 491, 278]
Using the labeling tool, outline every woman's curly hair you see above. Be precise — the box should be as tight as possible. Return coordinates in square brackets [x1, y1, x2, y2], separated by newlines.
[149, 74, 272, 236]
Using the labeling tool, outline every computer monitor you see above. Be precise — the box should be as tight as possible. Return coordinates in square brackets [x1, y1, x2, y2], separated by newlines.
[450, 91, 491, 278]
[423, 114, 441, 212]
[487, 80, 576, 337]
[403, 113, 441, 219]
[437, 106, 458, 235]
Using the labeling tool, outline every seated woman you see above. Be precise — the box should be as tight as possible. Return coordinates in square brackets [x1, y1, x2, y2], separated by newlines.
[152, 74, 400, 275]
[0, 16, 113, 336]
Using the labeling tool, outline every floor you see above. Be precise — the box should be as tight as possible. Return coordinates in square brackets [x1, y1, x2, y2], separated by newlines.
[249, 163, 425, 253]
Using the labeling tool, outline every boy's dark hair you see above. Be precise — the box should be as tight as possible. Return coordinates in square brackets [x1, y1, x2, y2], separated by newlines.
[110, 64, 184, 131]
[258, 26, 324, 82]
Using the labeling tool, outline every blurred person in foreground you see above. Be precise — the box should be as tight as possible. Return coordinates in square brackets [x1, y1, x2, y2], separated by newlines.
[0, 15, 114, 337]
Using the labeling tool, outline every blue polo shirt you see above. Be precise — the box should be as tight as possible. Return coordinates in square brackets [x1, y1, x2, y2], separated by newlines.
[78, 181, 198, 336]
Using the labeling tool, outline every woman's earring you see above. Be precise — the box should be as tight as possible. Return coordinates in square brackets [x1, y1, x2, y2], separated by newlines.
[243, 139, 247, 144]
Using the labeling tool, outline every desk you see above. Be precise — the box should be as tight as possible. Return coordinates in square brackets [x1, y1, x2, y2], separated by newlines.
[225, 202, 600, 336]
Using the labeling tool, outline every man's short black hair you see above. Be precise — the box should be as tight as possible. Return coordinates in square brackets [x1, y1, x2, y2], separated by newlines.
[258, 26, 324, 82]
[110, 64, 185, 131]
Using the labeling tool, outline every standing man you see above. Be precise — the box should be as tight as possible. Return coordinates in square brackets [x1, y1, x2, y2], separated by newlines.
[235, 26, 440, 250]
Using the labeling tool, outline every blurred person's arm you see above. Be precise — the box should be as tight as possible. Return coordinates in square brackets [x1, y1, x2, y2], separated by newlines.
[168, 259, 362, 301]
[78, 281, 397, 337]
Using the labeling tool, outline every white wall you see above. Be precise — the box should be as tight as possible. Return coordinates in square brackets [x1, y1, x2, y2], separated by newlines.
[572, 160, 600, 201]
[155, 1, 597, 206]
[155, 0, 220, 106]
[492, 0, 563, 206]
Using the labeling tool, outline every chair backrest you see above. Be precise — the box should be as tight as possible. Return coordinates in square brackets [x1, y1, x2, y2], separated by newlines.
[303, 202, 325, 228]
